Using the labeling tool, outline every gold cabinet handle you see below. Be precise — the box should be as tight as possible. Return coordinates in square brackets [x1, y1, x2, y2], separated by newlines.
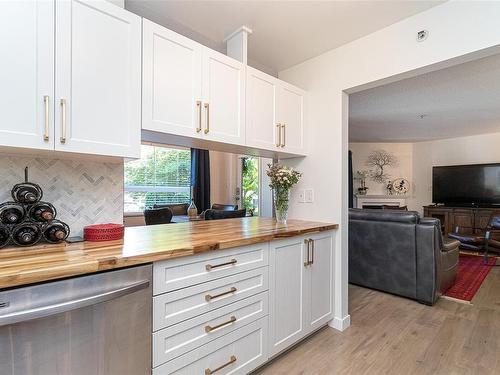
[205, 286, 237, 302]
[206, 258, 237, 271]
[276, 123, 281, 147]
[60, 99, 67, 144]
[281, 123, 286, 148]
[205, 315, 236, 333]
[205, 355, 237, 375]
[204, 102, 210, 134]
[196, 100, 202, 133]
[304, 239, 310, 266]
[43, 96, 50, 141]
[310, 239, 315, 265]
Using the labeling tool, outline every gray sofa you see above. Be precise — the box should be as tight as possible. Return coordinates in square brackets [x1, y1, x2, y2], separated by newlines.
[349, 209, 459, 305]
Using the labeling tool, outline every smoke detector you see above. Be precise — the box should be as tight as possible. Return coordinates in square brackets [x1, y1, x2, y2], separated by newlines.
[417, 30, 429, 42]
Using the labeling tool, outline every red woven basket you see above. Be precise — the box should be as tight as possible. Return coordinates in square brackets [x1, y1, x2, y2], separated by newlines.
[84, 223, 124, 241]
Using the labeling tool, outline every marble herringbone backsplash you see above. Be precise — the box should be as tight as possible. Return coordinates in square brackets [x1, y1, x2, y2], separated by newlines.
[0, 156, 124, 237]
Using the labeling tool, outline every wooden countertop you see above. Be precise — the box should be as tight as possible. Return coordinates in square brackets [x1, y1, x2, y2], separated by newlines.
[0, 217, 338, 290]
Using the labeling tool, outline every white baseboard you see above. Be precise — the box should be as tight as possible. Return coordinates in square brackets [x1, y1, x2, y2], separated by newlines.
[329, 315, 351, 331]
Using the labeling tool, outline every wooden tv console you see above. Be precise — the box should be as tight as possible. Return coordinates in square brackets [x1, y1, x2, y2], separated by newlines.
[423, 205, 500, 237]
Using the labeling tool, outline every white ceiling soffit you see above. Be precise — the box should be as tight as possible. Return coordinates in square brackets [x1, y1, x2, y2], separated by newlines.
[349, 52, 500, 143]
[125, 0, 442, 76]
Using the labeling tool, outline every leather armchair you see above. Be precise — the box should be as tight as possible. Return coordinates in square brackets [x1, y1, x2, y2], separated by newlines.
[349, 209, 459, 305]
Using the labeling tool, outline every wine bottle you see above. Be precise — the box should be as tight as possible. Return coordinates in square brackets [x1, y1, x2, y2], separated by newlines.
[12, 223, 42, 246]
[11, 166, 43, 204]
[0, 226, 10, 248]
[43, 220, 70, 243]
[0, 202, 25, 225]
[187, 198, 198, 218]
[29, 202, 56, 222]
[11, 183, 42, 204]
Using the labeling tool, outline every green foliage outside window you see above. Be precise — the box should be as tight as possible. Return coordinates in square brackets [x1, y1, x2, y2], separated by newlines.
[241, 157, 259, 215]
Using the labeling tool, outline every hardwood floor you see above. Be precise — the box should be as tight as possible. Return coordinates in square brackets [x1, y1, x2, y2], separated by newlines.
[256, 262, 500, 375]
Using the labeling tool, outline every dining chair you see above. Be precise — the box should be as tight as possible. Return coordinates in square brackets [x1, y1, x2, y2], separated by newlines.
[153, 203, 189, 216]
[144, 207, 173, 225]
[204, 208, 246, 220]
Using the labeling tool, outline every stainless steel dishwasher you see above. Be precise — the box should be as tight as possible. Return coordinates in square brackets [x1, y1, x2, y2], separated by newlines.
[0, 264, 152, 375]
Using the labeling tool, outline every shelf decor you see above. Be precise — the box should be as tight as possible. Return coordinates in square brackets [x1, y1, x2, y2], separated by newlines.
[267, 164, 302, 224]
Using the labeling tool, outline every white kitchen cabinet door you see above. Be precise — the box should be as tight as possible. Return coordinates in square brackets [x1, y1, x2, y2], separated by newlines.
[0, 0, 54, 150]
[142, 19, 203, 138]
[201, 48, 245, 145]
[276, 82, 306, 155]
[246, 67, 278, 151]
[305, 231, 334, 332]
[268, 236, 308, 357]
[55, 0, 141, 158]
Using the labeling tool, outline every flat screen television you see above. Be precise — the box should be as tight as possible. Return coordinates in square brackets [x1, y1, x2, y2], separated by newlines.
[432, 163, 500, 206]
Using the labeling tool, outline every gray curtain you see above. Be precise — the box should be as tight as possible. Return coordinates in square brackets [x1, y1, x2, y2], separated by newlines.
[190, 148, 210, 213]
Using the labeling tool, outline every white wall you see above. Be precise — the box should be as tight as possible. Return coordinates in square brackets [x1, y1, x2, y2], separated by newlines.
[279, 1, 500, 331]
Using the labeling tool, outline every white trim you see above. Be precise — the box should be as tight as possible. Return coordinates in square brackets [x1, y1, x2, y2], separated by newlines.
[329, 315, 351, 332]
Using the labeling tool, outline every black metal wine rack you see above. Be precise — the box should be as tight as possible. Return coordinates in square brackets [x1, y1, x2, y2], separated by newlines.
[0, 167, 70, 248]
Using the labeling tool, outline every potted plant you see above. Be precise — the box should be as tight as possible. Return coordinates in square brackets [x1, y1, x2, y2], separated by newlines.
[267, 164, 302, 224]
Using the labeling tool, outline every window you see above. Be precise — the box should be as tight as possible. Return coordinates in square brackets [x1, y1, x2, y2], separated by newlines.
[124, 145, 191, 213]
[241, 156, 259, 215]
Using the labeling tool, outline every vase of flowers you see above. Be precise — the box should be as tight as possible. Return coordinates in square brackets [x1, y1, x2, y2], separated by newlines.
[267, 163, 302, 224]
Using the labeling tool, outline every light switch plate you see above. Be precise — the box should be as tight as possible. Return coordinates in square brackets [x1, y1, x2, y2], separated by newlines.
[305, 189, 314, 203]
[298, 190, 306, 203]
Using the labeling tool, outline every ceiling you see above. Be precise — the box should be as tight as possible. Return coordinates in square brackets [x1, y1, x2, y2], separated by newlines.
[125, 0, 442, 75]
[349, 53, 500, 143]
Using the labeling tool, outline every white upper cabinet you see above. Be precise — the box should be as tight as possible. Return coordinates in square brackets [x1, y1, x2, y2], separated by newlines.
[246, 67, 306, 155]
[55, 0, 141, 158]
[246, 67, 278, 150]
[276, 82, 306, 155]
[201, 48, 246, 145]
[0, 0, 54, 150]
[142, 19, 203, 138]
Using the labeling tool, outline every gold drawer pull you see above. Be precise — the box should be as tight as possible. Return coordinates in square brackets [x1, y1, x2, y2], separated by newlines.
[205, 258, 237, 271]
[205, 315, 237, 333]
[205, 287, 237, 302]
[205, 355, 237, 375]
[43, 95, 50, 141]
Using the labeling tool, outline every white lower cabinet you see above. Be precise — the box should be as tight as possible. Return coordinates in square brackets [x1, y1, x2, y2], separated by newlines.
[152, 232, 335, 373]
[154, 317, 268, 375]
[269, 231, 335, 357]
[268, 236, 307, 356]
[153, 292, 268, 366]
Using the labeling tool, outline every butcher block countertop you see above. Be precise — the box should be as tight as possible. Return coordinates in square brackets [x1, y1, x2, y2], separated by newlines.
[0, 217, 338, 290]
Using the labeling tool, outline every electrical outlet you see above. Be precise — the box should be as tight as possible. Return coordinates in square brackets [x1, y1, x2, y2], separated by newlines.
[298, 190, 306, 203]
[305, 189, 314, 203]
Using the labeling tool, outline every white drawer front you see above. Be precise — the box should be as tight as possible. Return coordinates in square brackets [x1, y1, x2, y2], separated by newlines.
[154, 267, 268, 330]
[153, 243, 269, 295]
[153, 317, 268, 375]
[153, 291, 268, 366]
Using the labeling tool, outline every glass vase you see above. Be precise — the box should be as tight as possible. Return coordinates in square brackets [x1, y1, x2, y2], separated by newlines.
[273, 187, 290, 224]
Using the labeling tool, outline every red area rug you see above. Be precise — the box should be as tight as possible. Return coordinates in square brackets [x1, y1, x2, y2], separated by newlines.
[443, 254, 496, 303]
